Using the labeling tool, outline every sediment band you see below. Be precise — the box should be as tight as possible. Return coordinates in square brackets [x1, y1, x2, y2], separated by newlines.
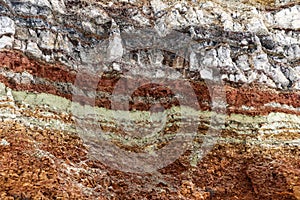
[1, 50, 300, 116]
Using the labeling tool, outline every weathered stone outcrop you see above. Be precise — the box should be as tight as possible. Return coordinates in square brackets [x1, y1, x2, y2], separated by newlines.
[0, 0, 299, 199]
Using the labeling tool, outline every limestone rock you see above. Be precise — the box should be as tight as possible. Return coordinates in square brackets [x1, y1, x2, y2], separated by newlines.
[0, 16, 15, 36]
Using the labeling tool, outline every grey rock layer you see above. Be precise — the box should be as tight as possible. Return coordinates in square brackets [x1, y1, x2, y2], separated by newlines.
[0, 0, 299, 90]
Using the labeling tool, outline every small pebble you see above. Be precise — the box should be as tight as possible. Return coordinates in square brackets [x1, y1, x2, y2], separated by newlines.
[0, 138, 10, 146]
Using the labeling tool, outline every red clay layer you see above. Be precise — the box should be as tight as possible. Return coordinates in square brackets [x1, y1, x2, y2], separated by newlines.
[0, 50, 76, 83]
[1, 50, 300, 116]
[1, 121, 299, 199]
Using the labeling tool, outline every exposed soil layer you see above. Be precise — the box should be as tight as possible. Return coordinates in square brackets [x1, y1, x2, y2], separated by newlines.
[0, 0, 299, 199]
[1, 50, 300, 116]
[0, 122, 299, 199]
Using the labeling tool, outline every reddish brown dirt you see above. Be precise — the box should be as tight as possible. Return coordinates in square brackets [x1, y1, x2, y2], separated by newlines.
[0, 121, 299, 199]
[0, 50, 76, 83]
[0, 50, 299, 199]
[1, 50, 300, 116]
[0, 122, 86, 199]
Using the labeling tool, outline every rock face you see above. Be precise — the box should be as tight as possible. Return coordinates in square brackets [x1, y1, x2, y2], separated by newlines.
[0, 0, 299, 199]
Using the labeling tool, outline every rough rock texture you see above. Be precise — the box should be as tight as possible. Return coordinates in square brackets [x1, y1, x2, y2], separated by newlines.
[0, 0, 299, 199]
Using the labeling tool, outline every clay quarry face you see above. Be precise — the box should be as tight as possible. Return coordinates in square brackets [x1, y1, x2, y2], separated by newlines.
[0, 0, 299, 199]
